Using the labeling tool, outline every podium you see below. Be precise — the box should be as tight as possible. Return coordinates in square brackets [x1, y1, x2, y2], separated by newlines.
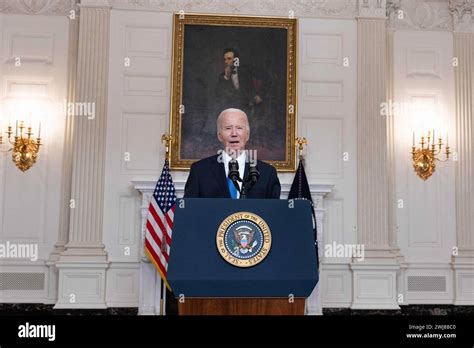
[167, 198, 318, 315]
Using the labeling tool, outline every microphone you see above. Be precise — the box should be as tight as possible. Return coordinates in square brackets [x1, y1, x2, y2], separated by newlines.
[228, 159, 240, 182]
[248, 164, 260, 184]
[240, 164, 259, 200]
[228, 159, 241, 197]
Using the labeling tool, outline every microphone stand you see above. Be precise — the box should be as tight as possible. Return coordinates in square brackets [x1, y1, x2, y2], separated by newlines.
[240, 181, 248, 199]
[228, 159, 260, 200]
[240, 165, 260, 200]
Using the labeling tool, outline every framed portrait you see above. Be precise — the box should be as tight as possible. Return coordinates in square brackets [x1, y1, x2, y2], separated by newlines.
[169, 13, 297, 171]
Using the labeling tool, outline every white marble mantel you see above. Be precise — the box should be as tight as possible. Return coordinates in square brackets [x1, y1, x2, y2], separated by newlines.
[132, 179, 333, 315]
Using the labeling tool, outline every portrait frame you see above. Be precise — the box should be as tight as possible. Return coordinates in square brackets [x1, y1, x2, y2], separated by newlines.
[169, 13, 297, 171]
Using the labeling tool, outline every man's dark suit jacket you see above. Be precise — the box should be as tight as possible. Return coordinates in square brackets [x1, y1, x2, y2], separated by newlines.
[184, 154, 281, 199]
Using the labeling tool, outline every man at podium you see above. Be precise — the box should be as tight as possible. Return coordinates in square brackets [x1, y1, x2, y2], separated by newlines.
[184, 108, 281, 199]
[166, 108, 281, 314]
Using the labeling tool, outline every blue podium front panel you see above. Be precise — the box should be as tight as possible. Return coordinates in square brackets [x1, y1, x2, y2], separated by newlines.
[167, 199, 318, 298]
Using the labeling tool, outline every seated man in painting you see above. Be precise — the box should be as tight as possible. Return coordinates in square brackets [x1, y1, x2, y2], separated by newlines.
[215, 48, 263, 117]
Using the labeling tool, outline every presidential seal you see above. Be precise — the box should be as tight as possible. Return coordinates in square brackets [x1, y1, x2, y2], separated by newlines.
[216, 212, 271, 267]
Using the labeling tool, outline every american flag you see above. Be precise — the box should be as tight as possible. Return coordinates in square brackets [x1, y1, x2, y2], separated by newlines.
[144, 160, 176, 290]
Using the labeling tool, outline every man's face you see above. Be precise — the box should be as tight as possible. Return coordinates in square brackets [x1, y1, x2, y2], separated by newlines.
[218, 111, 250, 154]
[224, 51, 235, 67]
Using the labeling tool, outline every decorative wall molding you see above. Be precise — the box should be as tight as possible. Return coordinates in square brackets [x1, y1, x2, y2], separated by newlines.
[387, 0, 453, 31]
[0, 0, 467, 32]
[110, 0, 359, 18]
[386, 0, 401, 21]
[449, 0, 474, 32]
[81, 0, 113, 8]
[358, 0, 387, 18]
[0, 0, 77, 15]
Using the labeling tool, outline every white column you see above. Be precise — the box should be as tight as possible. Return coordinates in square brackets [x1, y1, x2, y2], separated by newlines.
[46, 6, 80, 304]
[55, 2, 111, 309]
[386, 21, 407, 302]
[450, 0, 474, 305]
[386, 27, 401, 258]
[351, 0, 400, 310]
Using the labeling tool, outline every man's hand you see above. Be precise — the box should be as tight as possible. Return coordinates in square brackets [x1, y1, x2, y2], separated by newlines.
[254, 95, 263, 104]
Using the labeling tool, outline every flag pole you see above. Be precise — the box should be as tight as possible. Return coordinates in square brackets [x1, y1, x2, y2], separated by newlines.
[292, 137, 312, 314]
[294, 136, 318, 268]
[159, 133, 172, 316]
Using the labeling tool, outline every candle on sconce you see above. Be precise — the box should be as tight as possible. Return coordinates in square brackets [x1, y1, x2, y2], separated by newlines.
[15, 120, 18, 137]
[446, 133, 449, 146]
[38, 122, 41, 138]
[432, 129, 435, 145]
[412, 132, 415, 147]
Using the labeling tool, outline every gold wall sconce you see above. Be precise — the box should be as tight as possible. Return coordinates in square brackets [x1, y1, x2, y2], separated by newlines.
[0, 121, 42, 172]
[411, 130, 450, 181]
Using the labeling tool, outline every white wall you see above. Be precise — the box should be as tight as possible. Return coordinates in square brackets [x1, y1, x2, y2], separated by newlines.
[0, 13, 69, 302]
[393, 30, 456, 304]
[104, 9, 358, 308]
[0, 0, 469, 309]
[298, 18, 357, 307]
[104, 10, 173, 307]
[100, 0, 473, 310]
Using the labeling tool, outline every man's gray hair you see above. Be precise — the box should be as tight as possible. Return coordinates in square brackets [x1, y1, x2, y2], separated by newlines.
[216, 108, 250, 131]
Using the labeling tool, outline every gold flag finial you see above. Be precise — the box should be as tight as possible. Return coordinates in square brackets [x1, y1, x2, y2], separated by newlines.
[161, 134, 173, 162]
[295, 137, 308, 159]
